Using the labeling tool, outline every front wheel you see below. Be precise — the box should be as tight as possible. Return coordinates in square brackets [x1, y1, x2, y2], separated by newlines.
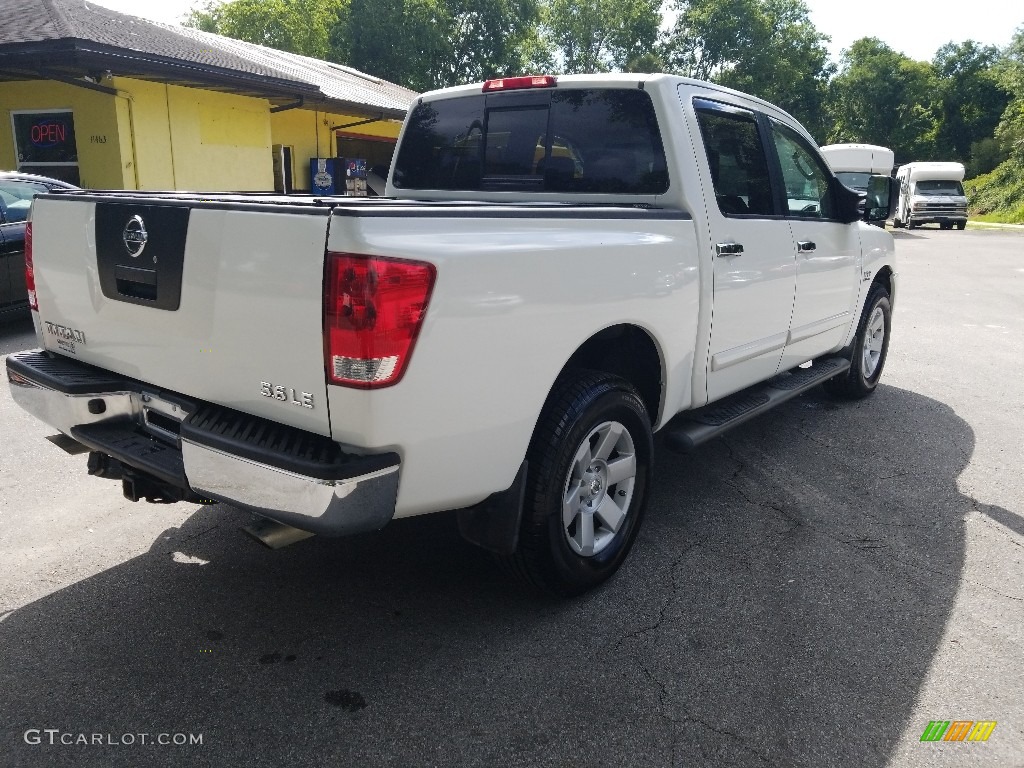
[824, 284, 891, 399]
[502, 371, 653, 596]
[956, 221, 967, 230]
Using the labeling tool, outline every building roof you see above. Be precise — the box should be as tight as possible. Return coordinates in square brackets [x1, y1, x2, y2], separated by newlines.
[0, 0, 419, 119]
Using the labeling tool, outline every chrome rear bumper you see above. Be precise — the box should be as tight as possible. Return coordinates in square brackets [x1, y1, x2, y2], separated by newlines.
[181, 438, 399, 536]
[6, 351, 399, 536]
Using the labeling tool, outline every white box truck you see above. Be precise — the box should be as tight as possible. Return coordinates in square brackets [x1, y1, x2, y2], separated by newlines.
[820, 143, 895, 192]
[892, 162, 968, 230]
[821, 144, 895, 228]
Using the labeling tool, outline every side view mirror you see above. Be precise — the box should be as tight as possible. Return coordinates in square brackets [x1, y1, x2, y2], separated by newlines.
[832, 176, 864, 224]
[864, 175, 893, 223]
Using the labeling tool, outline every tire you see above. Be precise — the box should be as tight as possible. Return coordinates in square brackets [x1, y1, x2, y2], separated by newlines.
[906, 219, 916, 230]
[502, 370, 653, 596]
[940, 222, 952, 230]
[957, 222, 966, 230]
[823, 284, 892, 399]
[892, 217, 904, 228]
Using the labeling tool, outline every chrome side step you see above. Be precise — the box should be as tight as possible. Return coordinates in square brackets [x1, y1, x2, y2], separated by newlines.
[663, 355, 850, 453]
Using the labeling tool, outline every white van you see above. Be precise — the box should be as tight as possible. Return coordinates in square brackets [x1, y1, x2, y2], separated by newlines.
[893, 162, 968, 230]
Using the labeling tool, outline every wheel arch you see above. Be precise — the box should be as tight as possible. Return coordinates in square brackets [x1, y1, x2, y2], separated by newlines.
[873, 264, 895, 307]
[458, 324, 664, 561]
[555, 323, 665, 426]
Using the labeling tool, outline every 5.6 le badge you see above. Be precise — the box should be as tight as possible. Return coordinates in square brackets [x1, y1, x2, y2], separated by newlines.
[260, 381, 314, 409]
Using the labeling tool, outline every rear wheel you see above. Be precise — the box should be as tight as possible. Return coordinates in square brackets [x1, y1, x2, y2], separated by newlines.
[824, 284, 891, 399]
[957, 221, 967, 230]
[940, 222, 952, 230]
[502, 371, 653, 596]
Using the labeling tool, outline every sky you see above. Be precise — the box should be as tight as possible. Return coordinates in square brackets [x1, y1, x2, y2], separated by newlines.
[90, 0, 1020, 65]
[803, 0, 1019, 63]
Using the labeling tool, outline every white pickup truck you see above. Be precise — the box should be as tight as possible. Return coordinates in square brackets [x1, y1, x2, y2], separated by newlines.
[7, 74, 896, 595]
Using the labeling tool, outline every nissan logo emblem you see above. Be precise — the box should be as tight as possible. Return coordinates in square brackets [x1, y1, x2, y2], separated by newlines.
[123, 215, 148, 258]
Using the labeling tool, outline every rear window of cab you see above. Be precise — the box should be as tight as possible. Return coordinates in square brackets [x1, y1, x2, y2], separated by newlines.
[393, 88, 670, 195]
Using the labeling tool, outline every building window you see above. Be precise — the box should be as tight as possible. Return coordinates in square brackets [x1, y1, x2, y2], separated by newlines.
[11, 109, 81, 185]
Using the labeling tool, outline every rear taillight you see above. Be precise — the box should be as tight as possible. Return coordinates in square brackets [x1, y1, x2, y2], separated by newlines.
[24, 221, 38, 311]
[324, 252, 436, 389]
[482, 75, 556, 92]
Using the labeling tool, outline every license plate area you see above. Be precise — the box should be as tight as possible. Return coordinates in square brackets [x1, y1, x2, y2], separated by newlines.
[134, 392, 192, 445]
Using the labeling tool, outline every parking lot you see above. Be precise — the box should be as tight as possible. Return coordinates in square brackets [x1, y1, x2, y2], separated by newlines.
[1, 226, 1022, 768]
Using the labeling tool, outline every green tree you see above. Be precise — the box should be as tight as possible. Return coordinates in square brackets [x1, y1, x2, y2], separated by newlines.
[663, 0, 833, 139]
[968, 25, 1024, 221]
[185, 0, 346, 60]
[335, 0, 542, 91]
[539, 0, 663, 73]
[328, 0, 445, 90]
[932, 41, 1011, 167]
[825, 37, 938, 162]
[431, 0, 544, 87]
[993, 25, 1024, 161]
[189, 0, 542, 92]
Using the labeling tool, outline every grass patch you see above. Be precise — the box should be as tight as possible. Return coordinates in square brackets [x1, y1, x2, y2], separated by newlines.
[971, 211, 1024, 224]
[966, 158, 1024, 224]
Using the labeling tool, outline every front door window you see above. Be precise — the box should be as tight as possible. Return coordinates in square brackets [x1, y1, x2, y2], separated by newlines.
[770, 122, 835, 219]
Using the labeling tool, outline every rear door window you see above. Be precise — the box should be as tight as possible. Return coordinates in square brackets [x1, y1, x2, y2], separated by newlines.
[393, 88, 669, 194]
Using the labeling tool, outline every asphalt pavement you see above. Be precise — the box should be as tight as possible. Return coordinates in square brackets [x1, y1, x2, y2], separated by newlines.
[1, 226, 1022, 767]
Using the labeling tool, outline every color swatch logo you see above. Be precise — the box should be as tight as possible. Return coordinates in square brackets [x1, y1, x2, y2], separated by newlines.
[920, 721, 997, 742]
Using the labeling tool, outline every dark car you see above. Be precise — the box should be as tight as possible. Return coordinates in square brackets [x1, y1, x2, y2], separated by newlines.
[0, 171, 79, 318]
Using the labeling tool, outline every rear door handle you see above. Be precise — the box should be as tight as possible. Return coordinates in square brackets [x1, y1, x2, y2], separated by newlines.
[797, 240, 816, 253]
[716, 242, 744, 256]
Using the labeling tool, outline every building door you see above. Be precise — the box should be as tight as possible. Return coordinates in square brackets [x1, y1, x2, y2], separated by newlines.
[272, 144, 294, 193]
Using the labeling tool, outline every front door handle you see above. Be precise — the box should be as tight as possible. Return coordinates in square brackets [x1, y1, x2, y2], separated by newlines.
[716, 242, 744, 256]
[797, 240, 816, 253]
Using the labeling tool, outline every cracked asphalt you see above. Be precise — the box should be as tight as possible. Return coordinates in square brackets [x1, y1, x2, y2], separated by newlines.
[1, 227, 1022, 767]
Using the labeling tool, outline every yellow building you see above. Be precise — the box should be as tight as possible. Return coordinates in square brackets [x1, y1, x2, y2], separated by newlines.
[0, 0, 418, 192]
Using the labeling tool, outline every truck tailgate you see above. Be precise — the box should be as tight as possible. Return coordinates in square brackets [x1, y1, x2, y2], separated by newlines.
[30, 195, 333, 436]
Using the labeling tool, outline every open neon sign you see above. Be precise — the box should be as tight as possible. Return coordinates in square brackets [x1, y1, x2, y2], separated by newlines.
[30, 120, 68, 147]
[13, 110, 79, 172]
